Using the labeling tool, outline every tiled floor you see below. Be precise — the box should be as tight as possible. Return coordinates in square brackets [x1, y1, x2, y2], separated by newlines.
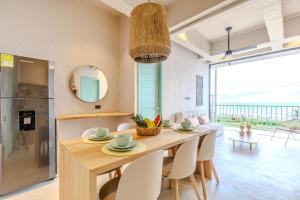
[1, 128, 300, 200]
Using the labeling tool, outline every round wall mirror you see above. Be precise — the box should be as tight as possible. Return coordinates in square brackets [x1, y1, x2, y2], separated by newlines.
[69, 65, 108, 103]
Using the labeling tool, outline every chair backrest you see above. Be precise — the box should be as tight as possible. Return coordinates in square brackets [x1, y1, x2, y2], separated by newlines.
[81, 127, 97, 137]
[167, 137, 199, 179]
[197, 130, 217, 161]
[117, 123, 135, 131]
[116, 151, 164, 200]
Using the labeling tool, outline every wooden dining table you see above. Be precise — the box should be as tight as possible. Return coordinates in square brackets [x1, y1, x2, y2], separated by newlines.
[59, 127, 216, 200]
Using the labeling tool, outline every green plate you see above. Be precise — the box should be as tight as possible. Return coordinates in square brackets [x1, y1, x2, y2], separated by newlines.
[108, 144, 136, 152]
[111, 140, 137, 149]
[88, 134, 114, 141]
[178, 128, 194, 132]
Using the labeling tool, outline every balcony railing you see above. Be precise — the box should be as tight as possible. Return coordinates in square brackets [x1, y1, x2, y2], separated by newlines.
[213, 104, 300, 130]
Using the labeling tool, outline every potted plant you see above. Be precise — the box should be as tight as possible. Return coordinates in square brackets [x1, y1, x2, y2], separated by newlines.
[131, 114, 162, 136]
[239, 115, 248, 136]
[246, 122, 252, 135]
[239, 124, 245, 136]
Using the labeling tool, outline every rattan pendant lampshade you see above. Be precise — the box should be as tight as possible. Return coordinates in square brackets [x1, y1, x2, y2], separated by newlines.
[129, 2, 171, 63]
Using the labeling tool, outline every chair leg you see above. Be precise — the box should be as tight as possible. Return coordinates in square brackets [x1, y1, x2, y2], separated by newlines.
[285, 132, 291, 147]
[108, 172, 113, 180]
[189, 175, 201, 200]
[291, 131, 296, 140]
[168, 179, 172, 190]
[174, 179, 179, 200]
[209, 160, 220, 183]
[198, 161, 207, 200]
[271, 128, 277, 141]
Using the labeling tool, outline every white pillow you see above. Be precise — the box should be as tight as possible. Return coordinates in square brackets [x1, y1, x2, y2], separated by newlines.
[187, 117, 200, 127]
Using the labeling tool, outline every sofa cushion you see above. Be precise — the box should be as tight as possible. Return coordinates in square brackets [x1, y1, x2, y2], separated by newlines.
[175, 110, 224, 136]
[187, 117, 200, 127]
[175, 110, 207, 123]
[198, 116, 210, 125]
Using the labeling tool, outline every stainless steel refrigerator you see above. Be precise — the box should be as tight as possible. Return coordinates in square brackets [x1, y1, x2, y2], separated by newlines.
[0, 54, 56, 195]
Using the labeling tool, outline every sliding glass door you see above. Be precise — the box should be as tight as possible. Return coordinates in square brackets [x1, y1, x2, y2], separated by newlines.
[209, 67, 217, 122]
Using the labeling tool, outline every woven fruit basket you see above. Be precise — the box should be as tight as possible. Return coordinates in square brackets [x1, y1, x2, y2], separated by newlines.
[136, 126, 161, 136]
[131, 114, 162, 136]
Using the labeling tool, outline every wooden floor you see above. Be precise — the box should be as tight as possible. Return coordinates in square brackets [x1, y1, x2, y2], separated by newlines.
[1, 129, 300, 200]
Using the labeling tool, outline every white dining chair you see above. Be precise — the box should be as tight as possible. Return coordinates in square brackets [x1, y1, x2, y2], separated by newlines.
[98, 151, 164, 200]
[163, 137, 201, 200]
[117, 123, 135, 131]
[81, 127, 101, 137]
[114, 123, 135, 176]
[197, 130, 219, 200]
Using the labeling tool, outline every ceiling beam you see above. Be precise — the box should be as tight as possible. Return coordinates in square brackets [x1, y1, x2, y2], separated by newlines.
[167, 0, 242, 32]
[169, 0, 250, 34]
[171, 29, 215, 62]
[285, 14, 300, 38]
[257, 0, 284, 51]
[97, 0, 243, 32]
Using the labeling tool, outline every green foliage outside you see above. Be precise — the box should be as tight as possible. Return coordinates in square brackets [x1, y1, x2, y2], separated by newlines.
[216, 116, 300, 131]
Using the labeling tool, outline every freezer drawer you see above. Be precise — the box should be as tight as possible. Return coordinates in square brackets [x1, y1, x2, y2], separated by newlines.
[0, 98, 56, 195]
[0, 54, 54, 98]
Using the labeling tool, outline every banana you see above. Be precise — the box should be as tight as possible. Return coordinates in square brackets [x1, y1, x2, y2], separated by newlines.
[145, 118, 156, 128]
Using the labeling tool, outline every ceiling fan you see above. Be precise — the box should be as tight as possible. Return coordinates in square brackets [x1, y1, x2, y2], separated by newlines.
[211, 27, 257, 60]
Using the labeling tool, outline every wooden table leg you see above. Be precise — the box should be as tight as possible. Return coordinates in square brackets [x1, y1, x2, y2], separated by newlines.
[168, 146, 178, 157]
[115, 167, 122, 177]
[59, 143, 97, 200]
[171, 147, 177, 156]
[174, 179, 179, 200]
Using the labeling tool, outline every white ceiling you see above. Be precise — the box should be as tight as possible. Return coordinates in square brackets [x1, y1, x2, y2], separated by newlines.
[194, 0, 300, 42]
[84, 0, 122, 16]
[123, 0, 178, 7]
[95, 0, 300, 63]
[194, 1, 265, 42]
[282, 0, 300, 17]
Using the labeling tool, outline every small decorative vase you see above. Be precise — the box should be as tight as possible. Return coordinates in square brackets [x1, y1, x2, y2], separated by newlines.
[239, 125, 245, 136]
[246, 125, 251, 135]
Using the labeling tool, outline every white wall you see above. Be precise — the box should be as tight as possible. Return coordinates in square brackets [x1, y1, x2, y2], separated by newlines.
[118, 15, 136, 113]
[116, 17, 210, 121]
[0, 0, 210, 137]
[162, 42, 209, 121]
[0, 0, 122, 138]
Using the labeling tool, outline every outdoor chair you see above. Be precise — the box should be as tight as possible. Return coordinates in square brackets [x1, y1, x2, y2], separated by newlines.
[271, 120, 300, 146]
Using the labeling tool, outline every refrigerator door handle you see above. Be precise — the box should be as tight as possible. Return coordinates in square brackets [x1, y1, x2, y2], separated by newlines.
[19, 59, 34, 64]
[0, 121, 2, 193]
